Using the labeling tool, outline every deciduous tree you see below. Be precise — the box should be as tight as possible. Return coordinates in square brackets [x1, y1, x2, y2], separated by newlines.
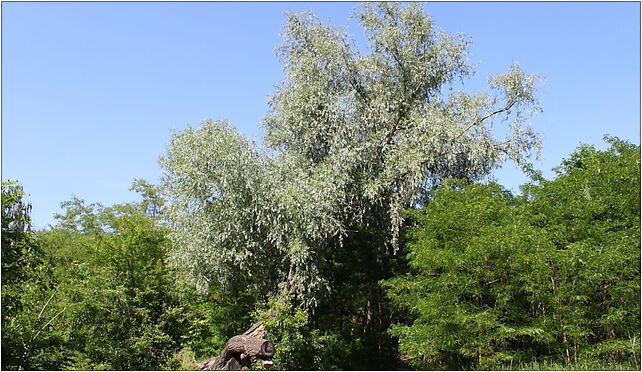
[160, 2, 542, 310]
[384, 137, 640, 369]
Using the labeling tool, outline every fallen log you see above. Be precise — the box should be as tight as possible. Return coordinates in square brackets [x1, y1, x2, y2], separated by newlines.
[199, 323, 275, 371]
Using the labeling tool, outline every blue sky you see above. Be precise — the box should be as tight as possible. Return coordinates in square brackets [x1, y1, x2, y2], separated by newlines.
[2, 2, 640, 229]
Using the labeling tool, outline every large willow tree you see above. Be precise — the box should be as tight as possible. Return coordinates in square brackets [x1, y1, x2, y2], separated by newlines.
[161, 3, 541, 308]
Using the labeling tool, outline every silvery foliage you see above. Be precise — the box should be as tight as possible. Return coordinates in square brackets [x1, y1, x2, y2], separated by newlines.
[160, 3, 541, 307]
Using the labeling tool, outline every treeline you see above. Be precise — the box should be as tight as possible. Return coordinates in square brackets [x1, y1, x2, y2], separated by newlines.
[1, 137, 639, 370]
[1, 181, 252, 370]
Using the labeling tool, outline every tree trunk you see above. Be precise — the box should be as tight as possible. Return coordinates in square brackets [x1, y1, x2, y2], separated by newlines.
[199, 322, 275, 371]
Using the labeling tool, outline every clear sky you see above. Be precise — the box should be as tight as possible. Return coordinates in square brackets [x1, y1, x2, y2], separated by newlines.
[2, 2, 640, 229]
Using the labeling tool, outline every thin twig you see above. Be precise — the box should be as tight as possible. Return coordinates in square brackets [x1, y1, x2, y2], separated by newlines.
[31, 307, 66, 344]
[455, 100, 516, 141]
[38, 286, 59, 321]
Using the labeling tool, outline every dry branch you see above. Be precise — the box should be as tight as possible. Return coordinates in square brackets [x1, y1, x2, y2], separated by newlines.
[199, 323, 275, 371]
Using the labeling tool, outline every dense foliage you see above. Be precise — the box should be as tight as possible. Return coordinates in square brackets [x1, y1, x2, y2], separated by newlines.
[3, 137, 638, 370]
[2, 181, 57, 370]
[160, 2, 541, 310]
[384, 137, 640, 369]
[158, 3, 543, 370]
[1, 182, 256, 370]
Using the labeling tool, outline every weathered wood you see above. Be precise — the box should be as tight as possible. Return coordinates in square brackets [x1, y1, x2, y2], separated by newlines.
[242, 322, 267, 339]
[199, 323, 275, 371]
[224, 335, 275, 358]
[224, 358, 241, 371]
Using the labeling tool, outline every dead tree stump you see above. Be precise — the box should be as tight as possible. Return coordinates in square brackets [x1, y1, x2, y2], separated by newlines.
[199, 323, 275, 371]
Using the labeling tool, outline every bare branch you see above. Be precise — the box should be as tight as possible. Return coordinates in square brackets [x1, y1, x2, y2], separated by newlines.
[37, 286, 59, 321]
[30, 307, 67, 345]
[455, 100, 516, 141]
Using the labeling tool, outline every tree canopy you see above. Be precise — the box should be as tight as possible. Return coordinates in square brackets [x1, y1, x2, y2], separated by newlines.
[160, 2, 542, 307]
[384, 137, 640, 369]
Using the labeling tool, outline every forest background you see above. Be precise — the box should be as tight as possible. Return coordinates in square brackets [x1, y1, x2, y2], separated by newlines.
[2, 2, 640, 371]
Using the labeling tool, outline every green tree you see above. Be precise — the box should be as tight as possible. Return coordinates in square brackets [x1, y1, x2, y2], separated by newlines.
[2, 183, 263, 370]
[2, 182, 72, 370]
[161, 1, 540, 311]
[384, 137, 640, 369]
[161, 3, 541, 368]
[130, 178, 165, 218]
[384, 181, 555, 369]
[35, 183, 212, 370]
[523, 136, 640, 365]
[2, 181, 42, 323]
